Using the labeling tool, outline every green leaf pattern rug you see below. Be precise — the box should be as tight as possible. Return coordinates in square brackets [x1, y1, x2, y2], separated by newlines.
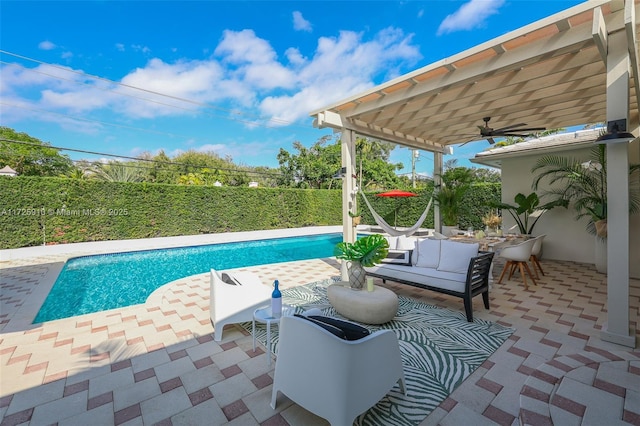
[244, 279, 514, 426]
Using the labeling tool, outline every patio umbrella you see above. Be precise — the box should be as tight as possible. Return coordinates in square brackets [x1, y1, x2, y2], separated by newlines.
[376, 190, 417, 228]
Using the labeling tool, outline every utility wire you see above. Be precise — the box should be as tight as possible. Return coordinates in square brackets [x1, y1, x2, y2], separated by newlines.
[0, 50, 307, 129]
[0, 138, 285, 178]
[0, 61, 285, 130]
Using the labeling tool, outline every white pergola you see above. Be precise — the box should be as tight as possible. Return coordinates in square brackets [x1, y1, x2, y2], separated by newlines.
[311, 0, 639, 347]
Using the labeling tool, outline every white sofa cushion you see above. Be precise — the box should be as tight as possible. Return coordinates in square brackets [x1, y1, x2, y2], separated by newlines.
[414, 239, 441, 268]
[365, 264, 467, 293]
[437, 240, 479, 273]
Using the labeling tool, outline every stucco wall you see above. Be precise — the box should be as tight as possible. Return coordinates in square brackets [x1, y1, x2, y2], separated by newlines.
[499, 141, 640, 278]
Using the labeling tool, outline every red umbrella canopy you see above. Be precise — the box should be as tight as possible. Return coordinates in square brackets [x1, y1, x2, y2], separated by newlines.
[376, 190, 417, 197]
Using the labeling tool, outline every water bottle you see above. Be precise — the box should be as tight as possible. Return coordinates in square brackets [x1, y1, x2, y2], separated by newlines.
[271, 279, 282, 318]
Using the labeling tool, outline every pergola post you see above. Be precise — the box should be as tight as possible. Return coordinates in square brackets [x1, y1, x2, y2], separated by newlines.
[600, 29, 636, 348]
[433, 151, 443, 233]
[339, 129, 357, 281]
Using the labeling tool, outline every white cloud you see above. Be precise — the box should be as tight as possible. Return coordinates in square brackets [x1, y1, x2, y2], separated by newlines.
[115, 43, 125, 52]
[38, 40, 56, 50]
[2, 25, 420, 131]
[292, 11, 312, 32]
[131, 44, 151, 54]
[437, 0, 505, 35]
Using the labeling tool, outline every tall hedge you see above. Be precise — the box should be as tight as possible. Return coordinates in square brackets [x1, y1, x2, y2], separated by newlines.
[0, 177, 500, 249]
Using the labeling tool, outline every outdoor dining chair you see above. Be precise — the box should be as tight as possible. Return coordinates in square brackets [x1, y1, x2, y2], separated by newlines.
[529, 234, 546, 279]
[497, 238, 538, 290]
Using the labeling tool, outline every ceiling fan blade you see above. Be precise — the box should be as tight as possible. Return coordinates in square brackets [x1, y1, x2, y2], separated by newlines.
[492, 123, 528, 132]
[502, 126, 546, 132]
[487, 137, 496, 144]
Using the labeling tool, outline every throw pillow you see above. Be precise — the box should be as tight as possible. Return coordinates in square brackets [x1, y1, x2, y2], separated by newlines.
[396, 235, 416, 250]
[307, 315, 371, 341]
[220, 272, 240, 285]
[437, 240, 479, 273]
[384, 235, 399, 250]
[295, 314, 346, 339]
[381, 249, 412, 265]
[414, 239, 441, 268]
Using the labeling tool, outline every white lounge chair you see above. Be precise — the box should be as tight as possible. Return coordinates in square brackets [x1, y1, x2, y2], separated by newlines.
[210, 268, 271, 341]
[271, 315, 406, 425]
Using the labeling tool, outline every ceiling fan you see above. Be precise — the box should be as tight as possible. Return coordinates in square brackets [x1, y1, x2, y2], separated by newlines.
[461, 117, 546, 145]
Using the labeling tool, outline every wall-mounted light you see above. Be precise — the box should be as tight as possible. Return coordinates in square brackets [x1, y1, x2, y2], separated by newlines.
[595, 119, 636, 144]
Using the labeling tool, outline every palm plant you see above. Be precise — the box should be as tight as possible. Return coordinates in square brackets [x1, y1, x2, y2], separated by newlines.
[433, 163, 473, 226]
[531, 144, 640, 237]
[491, 192, 567, 235]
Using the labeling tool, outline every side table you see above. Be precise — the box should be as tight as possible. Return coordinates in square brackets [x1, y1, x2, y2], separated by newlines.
[252, 305, 294, 366]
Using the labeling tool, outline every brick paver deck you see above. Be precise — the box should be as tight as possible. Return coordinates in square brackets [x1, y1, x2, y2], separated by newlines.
[1, 229, 638, 425]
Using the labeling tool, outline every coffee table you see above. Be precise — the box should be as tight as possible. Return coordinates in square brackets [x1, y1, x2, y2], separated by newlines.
[327, 282, 398, 324]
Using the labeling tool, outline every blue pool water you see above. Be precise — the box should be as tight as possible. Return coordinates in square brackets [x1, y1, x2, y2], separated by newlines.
[34, 233, 343, 323]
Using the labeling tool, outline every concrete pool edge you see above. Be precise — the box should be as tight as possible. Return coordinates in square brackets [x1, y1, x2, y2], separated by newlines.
[0, 226, 344, 262]
[0, 226, 343, 333]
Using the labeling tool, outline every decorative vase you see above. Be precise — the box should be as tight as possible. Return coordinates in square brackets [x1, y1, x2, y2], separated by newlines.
[485, 226, 498, 236]
[348, 261, 366, 290]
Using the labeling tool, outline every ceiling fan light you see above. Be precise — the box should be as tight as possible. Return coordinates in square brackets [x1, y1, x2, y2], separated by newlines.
[595, 119, 636, 144]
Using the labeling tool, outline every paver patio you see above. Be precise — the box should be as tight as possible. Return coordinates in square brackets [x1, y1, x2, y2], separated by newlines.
[1, 229, 638, 425]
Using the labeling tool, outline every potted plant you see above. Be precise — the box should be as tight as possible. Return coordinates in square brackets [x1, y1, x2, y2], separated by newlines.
[532, 144, 640, 237]
[481, 212, 502, 235]
[491, 192, 567, 236]
[334, 234, 389, 290]
[531, 144, 640, 272]
[348, 210, 362, 227]
[433, 165, 472, 235]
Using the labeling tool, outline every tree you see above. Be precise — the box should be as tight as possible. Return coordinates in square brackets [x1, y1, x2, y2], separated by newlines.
[0, 127, 73, 176]
[92, 161, 143, 182]
[356, 137, 403, 190]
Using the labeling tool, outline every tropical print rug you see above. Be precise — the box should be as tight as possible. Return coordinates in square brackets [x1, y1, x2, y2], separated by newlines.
[243, 279, 514, 426]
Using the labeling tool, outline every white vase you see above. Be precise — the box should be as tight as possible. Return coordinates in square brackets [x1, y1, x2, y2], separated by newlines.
[594, 236, 607, 273]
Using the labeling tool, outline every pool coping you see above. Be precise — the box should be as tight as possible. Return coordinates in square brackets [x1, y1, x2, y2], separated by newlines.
[0, 226, 344, 262]
[0, 226, 343, 334]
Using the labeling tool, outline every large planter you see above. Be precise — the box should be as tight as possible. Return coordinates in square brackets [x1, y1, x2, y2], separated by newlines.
[594, 236, 607, 273]
[347, 261, 366, 290]
[442, 225, 458, 237]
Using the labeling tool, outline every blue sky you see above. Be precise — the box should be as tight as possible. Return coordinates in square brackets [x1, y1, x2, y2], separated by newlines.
[1, 0, 584, 176]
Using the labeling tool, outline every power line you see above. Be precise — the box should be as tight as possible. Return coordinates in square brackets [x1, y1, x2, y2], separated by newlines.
[0, 61, 285, 130]
[0, 50, 307, 130]
[2, 101, 238, 142]
[0, 138, 284, 178]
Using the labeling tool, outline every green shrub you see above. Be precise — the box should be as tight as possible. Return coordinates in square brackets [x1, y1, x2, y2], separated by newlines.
[0, 177, 501, 249]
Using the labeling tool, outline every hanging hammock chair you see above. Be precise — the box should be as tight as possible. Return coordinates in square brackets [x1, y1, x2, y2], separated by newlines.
[359, 190, 433, 237]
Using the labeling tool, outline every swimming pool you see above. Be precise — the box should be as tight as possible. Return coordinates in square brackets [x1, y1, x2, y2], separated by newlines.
[34, 233, 343, 323]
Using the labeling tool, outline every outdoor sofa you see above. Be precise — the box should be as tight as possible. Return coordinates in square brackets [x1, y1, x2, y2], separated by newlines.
[365, 237, 494, 322]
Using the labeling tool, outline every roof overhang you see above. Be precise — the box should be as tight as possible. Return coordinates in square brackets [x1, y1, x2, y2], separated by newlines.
[470, 128, 602, 168]
[311, 0, 640, 153]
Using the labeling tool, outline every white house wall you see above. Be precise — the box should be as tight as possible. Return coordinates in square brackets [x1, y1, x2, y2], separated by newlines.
[499, 145, 640, 279]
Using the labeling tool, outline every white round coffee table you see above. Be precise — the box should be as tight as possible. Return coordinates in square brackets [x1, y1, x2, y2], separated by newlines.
[327, 282, 398, 324]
